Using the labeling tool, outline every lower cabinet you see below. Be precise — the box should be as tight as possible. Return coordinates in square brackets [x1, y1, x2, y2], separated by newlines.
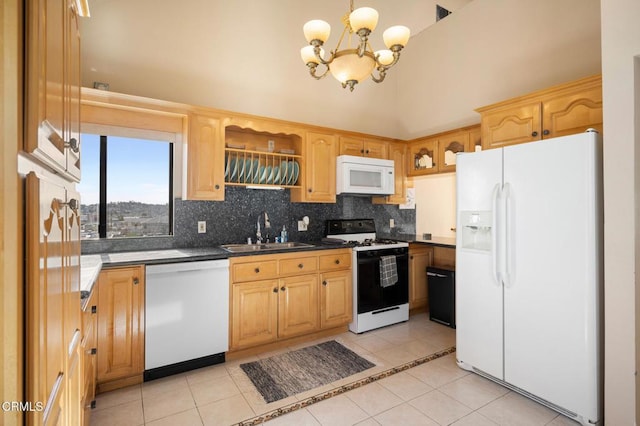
[81, 288, 98, 423]
[96, 265, 145, 393]
[409, 244, 433, 311]
[230, 249, 352, 351]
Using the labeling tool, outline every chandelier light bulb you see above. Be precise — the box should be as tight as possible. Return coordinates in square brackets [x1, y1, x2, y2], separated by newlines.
[300, 45, 324, 65]
[349, 7, 379, 33]
[383, 25, 411, 49]
[375, 49, 394, 66]
[303, 20, 331, 44]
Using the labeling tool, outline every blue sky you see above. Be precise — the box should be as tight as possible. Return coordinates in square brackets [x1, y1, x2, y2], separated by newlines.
[78, 134, 170, 205]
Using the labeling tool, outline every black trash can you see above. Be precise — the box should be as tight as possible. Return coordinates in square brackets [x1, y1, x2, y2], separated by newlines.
[427, 266, 456, 328]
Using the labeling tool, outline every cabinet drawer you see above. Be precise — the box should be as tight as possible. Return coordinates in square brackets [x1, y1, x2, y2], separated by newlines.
[233, 260, 278, 282]
[279, 256, 318, 276]
[319, 252, 351, 271]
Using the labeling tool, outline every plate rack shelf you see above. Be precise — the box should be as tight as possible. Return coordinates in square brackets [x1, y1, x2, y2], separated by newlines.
[224, 148, 302, 187]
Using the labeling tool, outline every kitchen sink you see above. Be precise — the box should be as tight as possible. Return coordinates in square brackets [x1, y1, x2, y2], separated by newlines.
[220, 242, 314, 253]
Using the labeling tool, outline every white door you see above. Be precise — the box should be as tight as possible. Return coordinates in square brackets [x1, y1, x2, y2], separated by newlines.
[455, 148, 504, 379]
[502, 132, 601, 419]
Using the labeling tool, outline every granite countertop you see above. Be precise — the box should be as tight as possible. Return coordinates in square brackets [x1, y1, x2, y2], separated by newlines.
[79, 242, 353, 303]
[378, 233, 457, 248]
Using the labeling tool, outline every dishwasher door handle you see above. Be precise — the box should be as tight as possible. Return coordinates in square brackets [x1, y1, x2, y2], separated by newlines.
[146, 259, 230, 276]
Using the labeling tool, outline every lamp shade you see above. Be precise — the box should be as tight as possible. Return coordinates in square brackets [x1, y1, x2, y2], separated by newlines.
[349, 7, 379, 32]
[383, 25, 411, 48]
[329, 49, 375, 84]
[303, 20, 331, 43]
[300, 46, 325, 65]
[375, 49, 394, 66]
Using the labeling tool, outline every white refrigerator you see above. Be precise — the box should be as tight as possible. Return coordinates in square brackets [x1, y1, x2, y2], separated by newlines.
[455, 131, 602, 426]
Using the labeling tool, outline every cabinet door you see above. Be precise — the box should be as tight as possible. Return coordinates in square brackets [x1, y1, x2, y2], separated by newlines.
[25, 173, 67, 425]
[320, 270, 352, 329]
[373, 142, 407, 205]
[438, 131, 470, 173]
[433, 247, 456, 269]
[231, 280, 279, 349]
[186, 114, 225, 200]
[408, 138, 438, 176]
[339, 136, 365, 156]
[81, 292, 98, 424]
[64, 185, 81, 358]
[542, 84, 603, 138]
[409, 246, 433, 311]
[302, 132, 336, 203]
[481, 101, 542, 149]
[364, 138, 388, 159]
[65, 2, 81, 180]
[467, 125, 482, 153]
[278, 275, 319, 339]
[97, 266, 145, 385]
[25, 0, 67, 173]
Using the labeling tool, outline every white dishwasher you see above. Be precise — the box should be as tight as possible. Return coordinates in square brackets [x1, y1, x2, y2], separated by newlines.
[145, 259, 229, 380]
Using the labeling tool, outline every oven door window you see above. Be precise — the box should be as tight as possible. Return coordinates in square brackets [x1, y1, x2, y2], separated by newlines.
[356, 252, 408, 314]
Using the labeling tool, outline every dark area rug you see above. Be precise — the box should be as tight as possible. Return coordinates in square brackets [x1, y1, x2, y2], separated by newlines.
[240, 340, 375, 403]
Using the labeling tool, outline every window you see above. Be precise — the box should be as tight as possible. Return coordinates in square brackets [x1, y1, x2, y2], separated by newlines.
[78, 134, 173, 239]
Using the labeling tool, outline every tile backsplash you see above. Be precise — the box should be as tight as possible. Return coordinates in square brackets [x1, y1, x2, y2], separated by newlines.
[81, 186, 415, 254]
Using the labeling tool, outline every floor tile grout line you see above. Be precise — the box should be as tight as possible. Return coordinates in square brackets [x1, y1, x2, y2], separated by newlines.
[232, 346, 457, 426]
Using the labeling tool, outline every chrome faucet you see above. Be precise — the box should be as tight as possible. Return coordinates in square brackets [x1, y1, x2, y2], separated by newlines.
[256, 211, 271, 243]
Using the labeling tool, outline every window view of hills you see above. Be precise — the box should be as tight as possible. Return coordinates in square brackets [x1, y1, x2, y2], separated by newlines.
[81, 201, 170, 239]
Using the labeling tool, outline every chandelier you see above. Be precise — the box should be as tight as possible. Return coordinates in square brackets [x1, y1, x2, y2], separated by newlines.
[300, 1, 410, 91]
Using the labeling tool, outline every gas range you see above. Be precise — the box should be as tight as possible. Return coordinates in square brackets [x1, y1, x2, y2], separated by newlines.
[325, 219, 409, 252]
[326, 218, 409, 333]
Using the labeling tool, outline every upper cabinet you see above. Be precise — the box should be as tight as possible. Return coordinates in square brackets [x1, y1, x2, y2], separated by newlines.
[25, 0, 87, 182]
[187, 114, 225, 201]
[477, 75, 603, 150]
[291, 131, 337, 203]
[373, 142, 408, 205]
[339, 136, 388, 159]
[223, 123, 304, 190]
[407, 125, 481, 176]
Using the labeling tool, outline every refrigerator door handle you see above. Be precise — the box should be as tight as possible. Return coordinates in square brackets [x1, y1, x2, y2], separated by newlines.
[503, 182, 514, 288]
[491, 183, 502, 286]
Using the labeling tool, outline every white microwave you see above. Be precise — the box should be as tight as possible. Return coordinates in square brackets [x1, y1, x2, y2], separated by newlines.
[336, 155, 395, 195]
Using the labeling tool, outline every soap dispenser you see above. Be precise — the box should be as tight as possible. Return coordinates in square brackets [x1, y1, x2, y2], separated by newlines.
[280, 225, 288, 243]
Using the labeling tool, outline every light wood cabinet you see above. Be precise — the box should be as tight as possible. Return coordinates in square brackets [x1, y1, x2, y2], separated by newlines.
[278, 275, 319, 338]
[407, 125, 481, 176]
[320, 270, 352, 329]
[291, 131, 337, 203]
[373, 142, 408, 205]
[339, 135, 388, 159]
[231, 279, 280, 348]
[409, 244, 433, 312]
[97, 266, 145, 392]
[477, 75, 603, 150]
[186, 114, 225, 200]
[25, 172, 82, 425]
[433, 246, 456, 269]
[25, 0, 84, 181]
[81, 289, 98, 423]
[230, 249, 352, 351]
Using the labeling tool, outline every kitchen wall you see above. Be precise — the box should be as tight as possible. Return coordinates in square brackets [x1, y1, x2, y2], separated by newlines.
[413, 173, 457, 238]
[81, 187, 415, 254]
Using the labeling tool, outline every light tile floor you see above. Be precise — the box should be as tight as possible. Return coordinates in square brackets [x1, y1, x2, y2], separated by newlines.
[90, 313, 581, 426]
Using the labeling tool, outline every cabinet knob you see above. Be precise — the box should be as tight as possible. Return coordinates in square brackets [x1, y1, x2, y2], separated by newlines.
[255, 267, 260, 273]
[65, 137, 80, 153]
[58, 198, 79, 211]
[298, 263, 304, 269]
[280, 286, 286, 292]
[543, 129, 550, 136]
[215, 184, 220, 190]
[410, 255, 414, 260]
[335, 259, 340, 264]
[91, 305, 97, 314]
[360, 149, 365, 154]
[308, 188, 312, 193]
[532, 131, 538, 137]
[273, 287, 278, 293]
[322, 280, 327, 286]
[133, 277, 139, 285]
[365, 150, 370, 154]
[88, 348, 97, 355]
